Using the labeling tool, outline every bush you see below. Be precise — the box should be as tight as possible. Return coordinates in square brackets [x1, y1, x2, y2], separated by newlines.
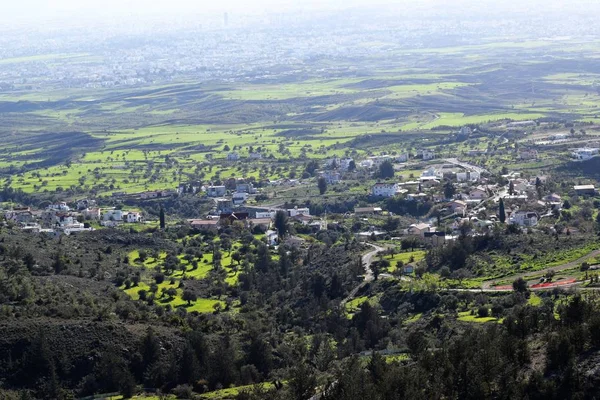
[173, 384, 194, 399]
[477, 306, 489, 318]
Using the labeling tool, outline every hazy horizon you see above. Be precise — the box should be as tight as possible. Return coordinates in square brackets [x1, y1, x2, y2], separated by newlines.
[3, 0, 600, 31]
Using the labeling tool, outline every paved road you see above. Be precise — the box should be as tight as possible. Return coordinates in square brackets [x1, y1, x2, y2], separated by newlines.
[341, 243, 385, 306]
[444, 158, 489, 175]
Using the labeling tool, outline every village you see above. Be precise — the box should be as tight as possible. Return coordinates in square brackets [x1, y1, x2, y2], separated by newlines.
[5, 126, 597, 258]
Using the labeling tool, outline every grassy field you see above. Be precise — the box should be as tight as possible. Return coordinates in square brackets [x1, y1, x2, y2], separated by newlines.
[3, 38, 600, 198]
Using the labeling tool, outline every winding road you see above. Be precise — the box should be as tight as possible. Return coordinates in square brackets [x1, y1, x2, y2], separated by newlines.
[341, 243, 385, 306]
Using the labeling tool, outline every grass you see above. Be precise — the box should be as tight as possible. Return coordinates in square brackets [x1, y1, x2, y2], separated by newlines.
[404, 313, 423, 324]
[457, 311, 498, 323]
[528, 293, 542, 307]
[200, 383, 275, 399]
[385, 250, 427, 272]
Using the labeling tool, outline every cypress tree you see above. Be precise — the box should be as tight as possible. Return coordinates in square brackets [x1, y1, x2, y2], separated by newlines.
[499, 198, 506, 223]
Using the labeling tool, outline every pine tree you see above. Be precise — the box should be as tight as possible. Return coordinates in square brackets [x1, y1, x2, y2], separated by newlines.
[498, 198, 506, 223]
[274, 210, 288, 238]
[318, 176, 328, 195]
[159, 207, 165, 230]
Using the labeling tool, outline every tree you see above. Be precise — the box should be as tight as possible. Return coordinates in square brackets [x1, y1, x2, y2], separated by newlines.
[498, 198, 506, 223]
[348, 160, 356, 171]
[444, 180, 456, 199]
[513, 277, 528, 293]
[23, 253, 35, 271]
[182, 290, 197, 306]
[274, 210, 288, 238]
[317, 177, 327, 195]
[377, 160, 394, 179]
[508, 180, 515, 196]
[159, 207, 166, 230]
[563, 199, 572, 209]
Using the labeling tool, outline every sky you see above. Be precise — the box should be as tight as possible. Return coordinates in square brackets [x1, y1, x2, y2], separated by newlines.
[1, 0, 596, 29]
[2, 0, 386, 24]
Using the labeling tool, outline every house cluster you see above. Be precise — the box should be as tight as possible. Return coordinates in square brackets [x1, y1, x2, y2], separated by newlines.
[4, 201, 93, 235]
[2, 196, 151, 234]
[100, 209, 144, 227]
[572, 147, 599, 161]
[188, 206, 326, 245]
[203, 179, 260, 212]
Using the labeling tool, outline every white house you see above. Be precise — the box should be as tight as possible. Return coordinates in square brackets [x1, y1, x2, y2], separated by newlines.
[76, 199, 96, 210]
[125, 211, 143, 223]
[360, 159, 375, 169]
[82, 208, 101, 220]
[407, 193, 428, 201]
[102, 209, 123, 222]
[256, 211, 276, 219]
[236, 182, 256, 194]
[422, 150, 436, 160]
[320, 170, 341, 184]
[458, 126, 473, 136]
[340, 158, 354, 171]
[449, 200, 467, 215]
[232, 192, 248, 205]
[456, 171, 481, 182]
[266, 230, 278, 246]
[572, 148, 599, 161]
[469, 187, 488, 200]
[227, 152, 240, 161]
[397, 153, 409, 163]
[371, 182, 399, 198]
[510, 211, 539, 227]
[249, 152, 263, 159]
[421, 167, 443, 181]
[543, 193, 562, 204]
[207, 185, 227, 197]
[288, 207, 311, 217]
[48, 202, 70, 212]
[368, 155, 392, 166]
[574, 185, 596, 196]
[408, 223, 432, 237]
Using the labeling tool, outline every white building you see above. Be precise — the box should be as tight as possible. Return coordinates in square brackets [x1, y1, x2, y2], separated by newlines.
[572, 148, 599, 161]
[125, 211, 143, 223]
[232, 192, 248, 205]
[397, 153, 409, 163]
[288, 207, 311, 217]
[227, 152, 240, 161]
[207, 185, 227, 197]
[236, 182, 256, 194]
[340, 158, 354, 171]
[48, 202, 70, 212]
[249, 152, 263, 159]
[423, 150, 436, 161]
[368, 155, 393, 166]
[266, 230, 278, 246]
[371, 182, 399, 198]
[456, 171, 481, 182]
[469, 187, 488, 200]
[102, 209, 123, 222]
[458, 126, 473, 136]
[320, 170, 341, 184]
[421, 167, 443, 181]
[256, 211, 276, 219]
[510, 211, 539, 227]
[360, 159, 375, 169]
[407, 223, 432, 237]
